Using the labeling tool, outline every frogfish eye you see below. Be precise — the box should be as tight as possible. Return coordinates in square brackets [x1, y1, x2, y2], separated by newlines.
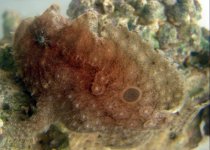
[122, 87, 141, 102]
[37, 36, 45, 44]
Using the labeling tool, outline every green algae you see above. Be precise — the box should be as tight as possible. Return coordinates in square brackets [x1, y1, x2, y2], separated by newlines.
[0, 46, 15, 72]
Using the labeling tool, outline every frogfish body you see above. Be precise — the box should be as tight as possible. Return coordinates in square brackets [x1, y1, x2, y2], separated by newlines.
[13, 5, 184, 147]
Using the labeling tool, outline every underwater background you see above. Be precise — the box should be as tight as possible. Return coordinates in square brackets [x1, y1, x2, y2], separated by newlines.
[0, 0, 209, 150]
[0, 0, 70, 38]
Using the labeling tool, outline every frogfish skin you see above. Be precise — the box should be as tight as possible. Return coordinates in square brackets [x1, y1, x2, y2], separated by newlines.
[13, 5, 184, 147]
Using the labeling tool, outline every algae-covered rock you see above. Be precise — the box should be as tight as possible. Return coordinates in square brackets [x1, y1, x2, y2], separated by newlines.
[137, 1, 166, 25]
[166, 0, 201, 26]
[67, 0, 203, 52]
[137, 25, 160, 49]
[157, 23, 178, 49]
[0, 46, 15, 71]
[35, 124, 69, 150]
[178, 23, 201, 47]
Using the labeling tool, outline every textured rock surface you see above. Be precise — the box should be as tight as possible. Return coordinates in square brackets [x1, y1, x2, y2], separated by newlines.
[12, 5, 185, 148]
[67, 0, 202, 50]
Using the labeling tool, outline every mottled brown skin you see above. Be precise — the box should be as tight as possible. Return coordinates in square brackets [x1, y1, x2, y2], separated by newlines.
[13, 6, 184, 147]
[16, 17, 152, 128]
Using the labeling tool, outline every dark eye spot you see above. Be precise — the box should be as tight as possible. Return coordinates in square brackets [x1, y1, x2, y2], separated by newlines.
[32, 28, 49, 47]
[37, 36, 45, 44]
[123, 87, 141, 102]
[35, 35, 48, 47]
